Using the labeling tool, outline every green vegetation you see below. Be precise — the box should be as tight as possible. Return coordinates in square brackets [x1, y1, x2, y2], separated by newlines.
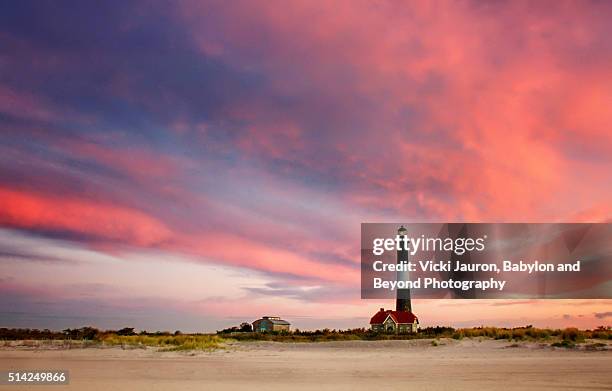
[0, 325, 609, 350]
[552, 340, 576, 349]
[97, 334, 228, 351]
[219, 325, 610, 344]
[0, 328, 229, 351]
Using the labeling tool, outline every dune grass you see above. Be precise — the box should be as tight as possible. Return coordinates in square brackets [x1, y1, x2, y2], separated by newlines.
[2, 326, 609, 351]
[223, 326, 610, 344]
[97, 334, 230, 351]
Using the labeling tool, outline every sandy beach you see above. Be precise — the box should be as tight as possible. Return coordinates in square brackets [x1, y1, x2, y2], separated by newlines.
[1, 339, 611, 390]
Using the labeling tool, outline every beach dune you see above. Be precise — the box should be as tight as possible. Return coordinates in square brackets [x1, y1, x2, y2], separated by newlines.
[1, 339, 611, 390]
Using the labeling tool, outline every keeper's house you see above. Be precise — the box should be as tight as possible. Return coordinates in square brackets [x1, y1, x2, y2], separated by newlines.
[252, 316, 291, 332]
[370, 308, 419, 333]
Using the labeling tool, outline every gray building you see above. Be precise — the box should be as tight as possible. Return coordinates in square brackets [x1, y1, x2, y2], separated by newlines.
[252, 316, 291, 332]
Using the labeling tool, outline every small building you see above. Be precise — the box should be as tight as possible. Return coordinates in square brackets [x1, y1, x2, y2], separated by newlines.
[252, 316, 291, 332]
[370, 308, 419, 333]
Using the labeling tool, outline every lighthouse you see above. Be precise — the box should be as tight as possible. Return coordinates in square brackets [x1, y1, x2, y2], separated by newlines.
[395, 225, 412, 312]
[369, 225, 419, 333]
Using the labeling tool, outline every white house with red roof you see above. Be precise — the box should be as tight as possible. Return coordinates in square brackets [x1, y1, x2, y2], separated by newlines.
[370, 308, 419, 333]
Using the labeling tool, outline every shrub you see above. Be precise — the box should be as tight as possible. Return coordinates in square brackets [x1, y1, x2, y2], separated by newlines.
[452, 332, 463, 340]
[552, 340, 576, 349]
[561, 328, 585, 343]
[116, 327, 136, 336]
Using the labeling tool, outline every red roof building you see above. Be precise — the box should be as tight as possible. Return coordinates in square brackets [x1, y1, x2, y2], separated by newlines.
[370, 308, 419, 333]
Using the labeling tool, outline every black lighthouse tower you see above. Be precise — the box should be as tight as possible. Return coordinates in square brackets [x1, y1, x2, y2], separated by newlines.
[396, 225, 412, 312]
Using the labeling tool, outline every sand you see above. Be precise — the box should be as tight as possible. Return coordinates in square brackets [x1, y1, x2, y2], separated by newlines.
[1, 339, 611, 390]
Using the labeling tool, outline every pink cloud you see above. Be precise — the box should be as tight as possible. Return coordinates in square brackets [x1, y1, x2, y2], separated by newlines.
[177, 0, 611, 223]
[0, 187, 172, 246]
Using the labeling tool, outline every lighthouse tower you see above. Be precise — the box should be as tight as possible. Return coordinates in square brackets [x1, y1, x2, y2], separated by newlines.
[369, 225, 418, 333]
[369, 225, 419, 333]
[395, 225, 412, 312]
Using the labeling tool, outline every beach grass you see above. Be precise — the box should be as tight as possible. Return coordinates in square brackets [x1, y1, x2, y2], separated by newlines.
[1, 326, 609, 351]
[97, 334, 230, 351]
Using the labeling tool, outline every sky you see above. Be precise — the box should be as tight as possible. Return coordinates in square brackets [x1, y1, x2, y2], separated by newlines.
[0, 0, 611, 332]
